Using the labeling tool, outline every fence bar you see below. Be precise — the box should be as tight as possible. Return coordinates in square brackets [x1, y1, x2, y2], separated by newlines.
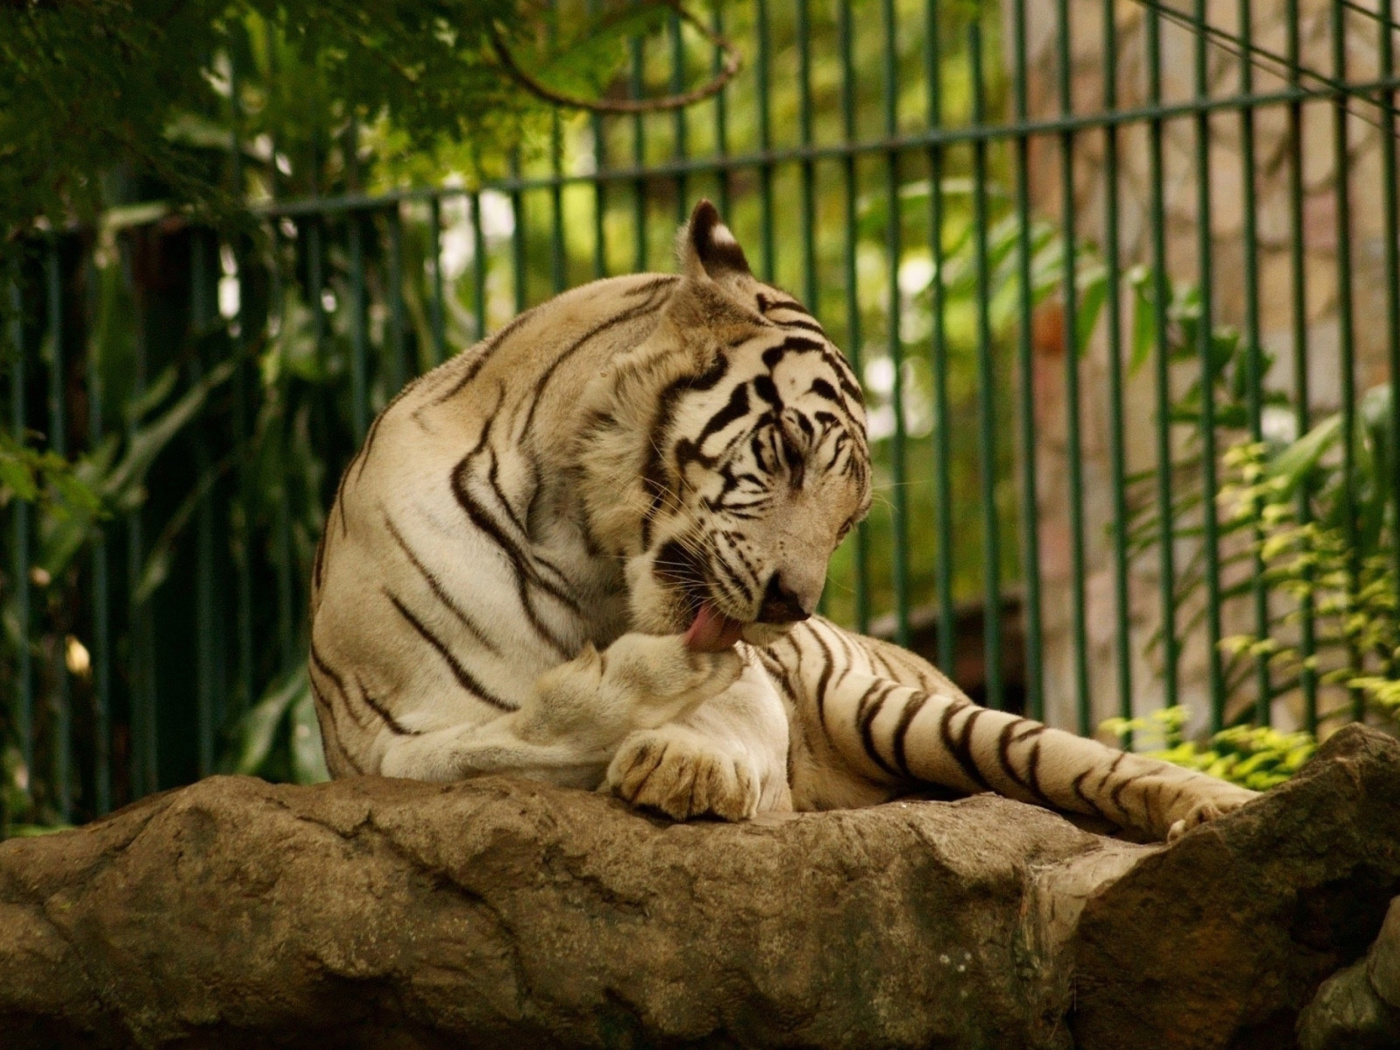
[1286, 0, 1317, 729]
[1239, 0, 1272, 725]
[670, 8, 690, 227]
[1054, 0, 1090, 732]
[1102, 0, 1132, 731]
[1146, 0, 1179, 708]
[971, 23, 1003, 709]
[510, 152, 527, 313]
[711, 5, 731, 217]
[1193, 0, 1225, 732]
[45, 237, 71, 819]
[885, 0, 910, 647]
[631, 17, 647, 272]
[190, 231, 217, 777]
[9, 281, 33, 792]
[1332, 0, 1362, 721]
[1383, 0, 1400, 648]
[551, 65, 568, 291]
[84, 257, 111, 814]
[835, 0, 870, 633]
[124, 240, 157, 797]
[755, 0, 774, 282]
[348, 212, 369, 445]
[471, 192, 487, 344]
[251, 69, 1400, 217]
[925, 0, 955, 675]
[797, 0, 816, 314]
[386, 208, 408, 392]
[428, 197, 447, 364]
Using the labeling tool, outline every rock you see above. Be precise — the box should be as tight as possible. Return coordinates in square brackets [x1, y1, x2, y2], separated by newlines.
[1296, 956, 1400, 1050]
[1367, 896, 1400, 1007]
[0, 773, 1138, 1050]
[1071, 724, 1400, 1050]
[1294, 895, 1400, 1049]
[2, 723, 1400, 1050]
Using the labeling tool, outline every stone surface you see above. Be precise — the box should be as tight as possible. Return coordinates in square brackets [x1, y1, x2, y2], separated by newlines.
[1367, 895, 1400, 1008]
[1071, 724, 1400, 1050]
[2, 724, 1400, 1050]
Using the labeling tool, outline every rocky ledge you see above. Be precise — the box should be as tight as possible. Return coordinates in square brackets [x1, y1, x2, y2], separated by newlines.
[3, 724, 1400, 1050]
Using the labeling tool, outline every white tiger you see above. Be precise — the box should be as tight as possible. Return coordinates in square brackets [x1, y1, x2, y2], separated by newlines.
[308, 200, 1255, 841]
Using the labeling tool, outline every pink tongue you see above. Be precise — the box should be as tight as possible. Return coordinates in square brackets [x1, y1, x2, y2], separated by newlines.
[683, 603, 744, 652]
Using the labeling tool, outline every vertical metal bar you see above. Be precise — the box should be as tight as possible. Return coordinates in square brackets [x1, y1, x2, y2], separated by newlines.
[84, 256, 111, 814]
[471, 191, 487, 343]
[230, 68, 253, 730]
[756, 0, 774, 282]
[884, 0, 910, 648]
[591, 4, 609, 281]
[1286, 0, 1317, 729]
[1193, 0, 1224, 732]
[797, 0, 816, 314]
[839, 0, 870, 635]
[670, 8, 689, 227]
[387, 207, 408, 392]
[428, 196, 447, 364]
[190, 231, 217, 777]
[1382, 0, 1400, 661]
[125, 243, 156, 796]
[269, 231, 295, 674]
[9, 281, 33, 793]
[45, 237, 71, 819]
[551, 2, 568, 295]
[1331, 0, 1360, 721]
[1146, 0, 1178, 709]
[631, 9, 648, 272]
[1013, 0, 1046, 719]
[510, 151, 527, 312]
[971, 24, 1003, 710]
[1239, 0, 1271, 725]
[1102, 0, 1131, 732]
[1053, 0, 1089, 733]
[347, 209, 369, 445]
[711, 5, 731, 218]
[925, 0, 954, 674]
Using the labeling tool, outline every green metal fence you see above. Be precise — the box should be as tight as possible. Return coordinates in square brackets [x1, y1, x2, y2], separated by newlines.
[5, 0, 1399, 828]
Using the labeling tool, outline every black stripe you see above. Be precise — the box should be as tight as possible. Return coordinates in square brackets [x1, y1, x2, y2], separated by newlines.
[810, 625, 838, 741]
[1106, 752, 1134, 821]
[996, 720, 1050, 803]
[856, 680, 901, 778]
[427, 303, 543, 409]
[309, 642, 372, 732]
[353, 674, 423, 736]
[939, 703, 992, 791]
[451, 455, 580, 650]
[354, 409, 388, 482]
[383, 513, 502, 656]
[890, 689, 930, 778]
[385, 590, 517, 711]
[517, 278, 677, 439]
[1071, 769, 1109, 820]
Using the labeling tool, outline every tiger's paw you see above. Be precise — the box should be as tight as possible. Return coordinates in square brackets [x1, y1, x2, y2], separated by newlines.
[601, 632, 744, 729]
[605, 724, 761, 822]
[1165, 785, 1258, 843]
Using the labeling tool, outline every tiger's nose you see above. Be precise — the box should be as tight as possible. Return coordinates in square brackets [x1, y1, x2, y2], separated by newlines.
[757, 573, 813, 624]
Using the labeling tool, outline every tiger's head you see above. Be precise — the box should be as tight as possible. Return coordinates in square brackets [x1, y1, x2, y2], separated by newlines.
[578, 201, 871, 650]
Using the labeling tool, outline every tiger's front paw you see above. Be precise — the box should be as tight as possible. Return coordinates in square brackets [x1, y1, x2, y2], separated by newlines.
[1165, 784, 1258, 842]
[605, 724, 761, 822]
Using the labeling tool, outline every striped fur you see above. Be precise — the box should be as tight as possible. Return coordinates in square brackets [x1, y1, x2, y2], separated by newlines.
[309, 200, 1255, 840]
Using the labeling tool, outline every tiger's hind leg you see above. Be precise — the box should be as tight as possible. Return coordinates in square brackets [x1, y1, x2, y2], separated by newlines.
[805, 670, 1255, 841]
[779, 622, 1256, 841]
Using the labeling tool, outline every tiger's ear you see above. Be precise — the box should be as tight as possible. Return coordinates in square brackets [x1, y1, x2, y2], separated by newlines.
[679, 199, 753, 282]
